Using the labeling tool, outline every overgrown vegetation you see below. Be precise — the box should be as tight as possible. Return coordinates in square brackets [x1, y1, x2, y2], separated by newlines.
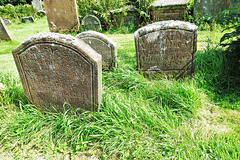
[0, 4, 41, 22]
[0, 16, 239, 159]
[0, 0, 31, 6]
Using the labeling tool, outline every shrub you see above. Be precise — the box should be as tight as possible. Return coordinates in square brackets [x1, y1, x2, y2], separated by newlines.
[0, 4, 39, 22]
[217, 8, 240, 84]
[0, 0, 31, 6]
[77, 0, 126, 30]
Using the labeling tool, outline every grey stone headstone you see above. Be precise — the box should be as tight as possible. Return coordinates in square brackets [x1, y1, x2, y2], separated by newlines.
[82, 15, 102, 31]
[4, 19, 11, 25]
[32, 0, 43, 11]
[76, 31, 117, 70]
[194, 0, 231, 16]
[134, 20, 198, 77]
[12, 33, 102, 112]
[0, 17, 12, 41]
[22, 16, 35, 23]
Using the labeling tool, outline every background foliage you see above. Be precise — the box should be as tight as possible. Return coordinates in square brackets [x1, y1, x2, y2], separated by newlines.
[0, 4, 40, 22]
[0, 0, 31, 6]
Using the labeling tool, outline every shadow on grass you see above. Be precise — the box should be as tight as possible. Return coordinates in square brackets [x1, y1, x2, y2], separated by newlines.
[195, 45, 240, 109]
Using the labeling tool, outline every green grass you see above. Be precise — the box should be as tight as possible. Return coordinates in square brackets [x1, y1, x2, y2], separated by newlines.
[0, 17, 239, 159]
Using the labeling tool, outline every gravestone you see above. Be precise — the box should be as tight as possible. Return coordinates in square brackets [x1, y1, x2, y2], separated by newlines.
[111, 5, 139, 27]
[22, 16, 35, 23]
[4, 19, 11, 25]
[82, 15, 102, 31]
[32, 0, 43, 11]
[194, 0, 231, 16]
[76, 31, 117, 70]
[150, 0, 189, 21]
[12, 33, 102, 112]
[134, 20, 198, 77]
[0, 17, 12, 41]
[44, 0, 80, 32]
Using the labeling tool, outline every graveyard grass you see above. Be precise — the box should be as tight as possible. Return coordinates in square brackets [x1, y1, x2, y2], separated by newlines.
[0, 17, 240, 159]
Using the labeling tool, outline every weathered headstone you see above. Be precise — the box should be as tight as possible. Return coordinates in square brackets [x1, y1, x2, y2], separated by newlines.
[44, 0, 80, 32]
[4, 19, 11, 25]
[12, 33, 102, 112]
[22, 16, 35, 23]
[150, 0, 189, 21]
[82, 15, 102, 31]
[194, 0, 231, 16]
[32, 0, 43, 11]
[134, 20, 198, 77]
[0, 17, 12, 41]
[76, 31, 117, 70]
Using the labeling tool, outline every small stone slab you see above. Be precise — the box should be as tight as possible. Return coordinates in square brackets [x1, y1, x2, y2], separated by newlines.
[12, 33, 102, 112]
[150, 0, 189, 21]
[44, 0, 80, 32]
[0, 17, 12, 41]
[22, 16, 35, 23]
[194, 0, 231, 16]
[134, 20, 198, 77]
[32, 0, 43, 11]
[76, 31, 117, 70]
[4, 19, 11, 25]
[82, 15, 102, 31]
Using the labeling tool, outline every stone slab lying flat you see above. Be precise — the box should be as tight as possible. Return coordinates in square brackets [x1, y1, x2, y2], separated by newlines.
[12, 33, 102, 112]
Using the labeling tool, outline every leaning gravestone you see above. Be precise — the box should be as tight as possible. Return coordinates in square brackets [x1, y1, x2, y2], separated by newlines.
[12, 33, 102, 112]
[150, 0, 189, 21]
[44, 0, 80, 32]
[82, 15, 102, 31]
[76, 31, 117, 70]
[0, 17, 12, 41]
[32, 0, 43, 11]
[194, 0, 231, 16]
[134, 20, 198, 77]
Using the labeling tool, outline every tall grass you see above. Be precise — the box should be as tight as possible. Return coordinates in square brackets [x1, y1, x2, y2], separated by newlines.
[0, 17, 239, 159]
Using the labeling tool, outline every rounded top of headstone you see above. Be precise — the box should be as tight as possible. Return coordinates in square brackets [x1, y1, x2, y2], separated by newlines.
[150, 0, 190, 7]
[82, 15, 102, 31]
[82, 15, 101, 25]
[12, 32, 101, 62]
[134, 20, 198, 38]
[76, 31, 117, 48]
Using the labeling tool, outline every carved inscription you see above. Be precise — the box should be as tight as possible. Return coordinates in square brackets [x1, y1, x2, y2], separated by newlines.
[19, 43, 92, 111]
[138, 30, 193, 71]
